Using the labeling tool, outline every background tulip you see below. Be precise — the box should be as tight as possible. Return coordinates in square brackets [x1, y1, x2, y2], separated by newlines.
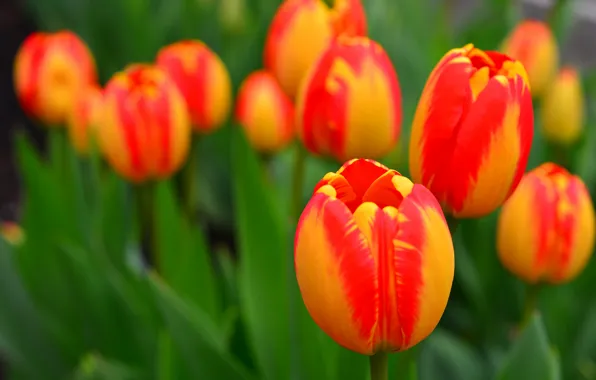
[295, 36, 402, 162]
[501, 20, 558, 97]
[98, 64, 191, 182]
[234, 70, 294, 154]
[497, 163, 595, 284]
[13, 30, 97, 125]
[295, 158, 454, 355]
[409, 44, 533, 218]
[67, 85, 103, 155]
[156, 40, 232, 134]
[329, 0, 367, 37]
[0, 222, 24, 247]
[540, 66, 585, 146]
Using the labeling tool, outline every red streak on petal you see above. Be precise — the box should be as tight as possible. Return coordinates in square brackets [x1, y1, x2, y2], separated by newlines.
[115, 87, 144, 179]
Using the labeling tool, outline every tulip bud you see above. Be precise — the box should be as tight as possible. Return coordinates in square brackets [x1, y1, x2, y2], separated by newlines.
[295, 158, 454, 354]
[0, 222, 25, 247]
[98, 64, 191, 182]
[67, 85, 103, 155]
[540, 67, 584, 146]
[235, 70, 294, 154]
[501, 20, 558, 97]
[409, 44, 533, 218]
[296, 36, 402, 162]
[264, 0, 367, 99]
[156, 40, 232, 134]
[13, 30, 97, 126]
[497, 163, 595, 284]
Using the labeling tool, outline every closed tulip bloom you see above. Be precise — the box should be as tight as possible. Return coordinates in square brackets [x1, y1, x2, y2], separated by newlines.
[67, 85, 103, 155]
[501, 20, 558, 97]
[409, 44, 533, 218]
[296, 36, 402, 162]
[98, 64, 191, 182]
[156, 40, 232, 133]
[295, 159, 454, 354]
[235, 70, 294, 154]
[14, 30, 97, 125]
[329, 0, 367, 37]
[540, 67, 584, 146]
[497, 163, 595, 284]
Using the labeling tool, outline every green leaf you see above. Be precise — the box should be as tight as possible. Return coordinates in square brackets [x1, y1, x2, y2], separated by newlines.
[73, 352, 140, 380]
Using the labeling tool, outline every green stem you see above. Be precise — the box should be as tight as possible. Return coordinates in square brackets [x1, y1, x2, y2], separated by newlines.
[49, 129, 67, 179]
[396, 347, 419, 380]
[291, 144, 307, 221]
[136, 181, 158, 271]
[521, 283, 541, 328]
[183, 137, 200, 222]
[370, 352, 388, 380]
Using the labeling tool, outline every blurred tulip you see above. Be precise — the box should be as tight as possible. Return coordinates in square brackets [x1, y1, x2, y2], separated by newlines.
[497, 163, 595, 284]
[235, 70, 294, 154]
[1, 222, 25, 247]
[156, 40, 232, 133]
[409, 44, 533, 218]
[67, 85, 103, 155]
[540, 66, 584, 146]
[13, 30, 97, 125]
[98, 64, 191, 182]
[264, 0, 367, 99]
[296, 36, 401, 162]
[501, 20, 558, 97]
[295, 158, 454, 354]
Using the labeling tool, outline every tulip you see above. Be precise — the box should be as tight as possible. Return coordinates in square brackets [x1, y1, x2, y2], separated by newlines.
[156, 40, 232, 134]
[409, 43, 533, 218]
[295, 36, 402, 162]
[497, 163, 595, 284]
[13, 30, 97, 125]
[0, 222, 25, 247]
[235, 70, 294, 154]
[264, 0, 367, 99]
[501, 20, 558, 97]
[295, 158, 454, 355]
[98, 64, 191, 182]
[540, 66, 584, 146]
[67, 85, 103, 155]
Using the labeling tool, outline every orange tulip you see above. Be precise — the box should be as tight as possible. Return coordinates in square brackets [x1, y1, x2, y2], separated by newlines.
[295, 159, 454, 355]
[409, 44, 533, 218]
[501, 20, 558, 97]
[67, 85, 103, 155]
[235, 70, 294, 154]
[264, 0, 367, 99]
[296, 36, 402, 162]
[98, 64, 191, 182]
[14, 30, 97, 125]
[497, 163, 595, 284]
[0, 222, 25, 247]
[156, 40, 232, 133]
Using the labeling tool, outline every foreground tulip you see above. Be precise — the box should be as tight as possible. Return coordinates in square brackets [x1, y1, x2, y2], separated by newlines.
[540, 67, 584, 146]
[67, 85, 103, 155]
[497, 163, 595, 284]
[98, 64, 191, 182]
[156, 40, 232, 133]
[235, 70, 294, 154]
[296, 36, 401, 162]
[264, 0, 367, 99]
[14, 30, 97, 125]
[409, 44, 533, 218]
[501, 20, 558, 97]
[295, 159, 454, 355]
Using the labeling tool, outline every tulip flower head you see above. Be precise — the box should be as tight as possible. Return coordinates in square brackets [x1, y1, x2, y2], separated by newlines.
[156, 40, 232, 133]
[410, 44, 533, 218]
[0, 222, 25, 247]
[497, 163, 595, 284]
[296, 36, 402, 162]
[98, 64, 191, 182]
[67, 85, 103, 155]
[14, 30, 97, 125]
[295, 159, 454, 355]
[235, 70, 294, 154]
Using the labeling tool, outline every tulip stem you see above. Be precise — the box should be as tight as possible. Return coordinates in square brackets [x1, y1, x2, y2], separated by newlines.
[291, 144, 307, 221]
[370, 352, 389, 380]
[521, 283, 541, 328]
[183, 137, 200, 223]
[136, 181, 158, 271]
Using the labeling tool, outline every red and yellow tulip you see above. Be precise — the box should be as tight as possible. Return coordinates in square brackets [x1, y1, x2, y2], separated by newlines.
[296, 36, 402, 162]
[156, 40, 232, 133]
[409, 44, 533, 218]
[540, 66, 584, 146]
[501, 20, 558, 97]
[13, 30, 97, 125]
[98, 64, 191, 182]
[497, 163, 595, 284]
[235, 70, 294, 154]
[67, 85, 103, 155]
[264, 0, 367, 99]
[295, 159, 454, 355]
